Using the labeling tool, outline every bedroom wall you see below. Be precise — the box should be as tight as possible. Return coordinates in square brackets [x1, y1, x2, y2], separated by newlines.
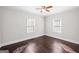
[0, 7, 3, 47]
[0, 8, 2, 47]
[0, 7, 44, 46]
[45, 7, 79, 44]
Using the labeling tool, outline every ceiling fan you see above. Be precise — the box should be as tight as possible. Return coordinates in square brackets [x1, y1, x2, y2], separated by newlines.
[36, 6, 53, 12]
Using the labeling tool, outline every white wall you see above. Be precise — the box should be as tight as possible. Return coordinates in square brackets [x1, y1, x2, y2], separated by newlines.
[0, 8, 2, 46]
[0, 7, 3, 47]
[46, 7, 79, 44]
[0, 7, 44, 46]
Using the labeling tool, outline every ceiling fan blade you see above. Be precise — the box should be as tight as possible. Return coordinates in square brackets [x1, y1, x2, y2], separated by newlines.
[47, 6, 53, 9]
[46, 9, 50, 12]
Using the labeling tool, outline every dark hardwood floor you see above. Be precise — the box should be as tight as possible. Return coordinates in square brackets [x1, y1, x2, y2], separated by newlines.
[0, 35, 79, 53]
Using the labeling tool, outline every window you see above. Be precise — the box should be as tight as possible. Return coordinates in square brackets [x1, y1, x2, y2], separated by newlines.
[53, 16, 62, 33]
[26, 18, 35, 33]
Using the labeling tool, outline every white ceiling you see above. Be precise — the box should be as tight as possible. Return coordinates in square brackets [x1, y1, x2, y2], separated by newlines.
[5, 6, 77, 16]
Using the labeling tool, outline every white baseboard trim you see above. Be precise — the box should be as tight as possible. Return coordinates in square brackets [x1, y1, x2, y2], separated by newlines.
[1, 34, 45, 47]
[46, 34, 79, 45]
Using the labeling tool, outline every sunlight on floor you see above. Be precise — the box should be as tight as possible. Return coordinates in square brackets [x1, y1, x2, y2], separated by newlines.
[52, 41, 63, 53]
[24, 43, 37, 53]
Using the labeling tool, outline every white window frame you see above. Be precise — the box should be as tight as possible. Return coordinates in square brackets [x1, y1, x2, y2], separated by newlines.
[53, 16, 62, 33]
[26, 17, 35, 33]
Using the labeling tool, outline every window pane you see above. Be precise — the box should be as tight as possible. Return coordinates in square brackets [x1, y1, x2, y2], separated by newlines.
[27, 26, 34, 33]
[53, 16, 62, 33]
[26, 17, 36, 33]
